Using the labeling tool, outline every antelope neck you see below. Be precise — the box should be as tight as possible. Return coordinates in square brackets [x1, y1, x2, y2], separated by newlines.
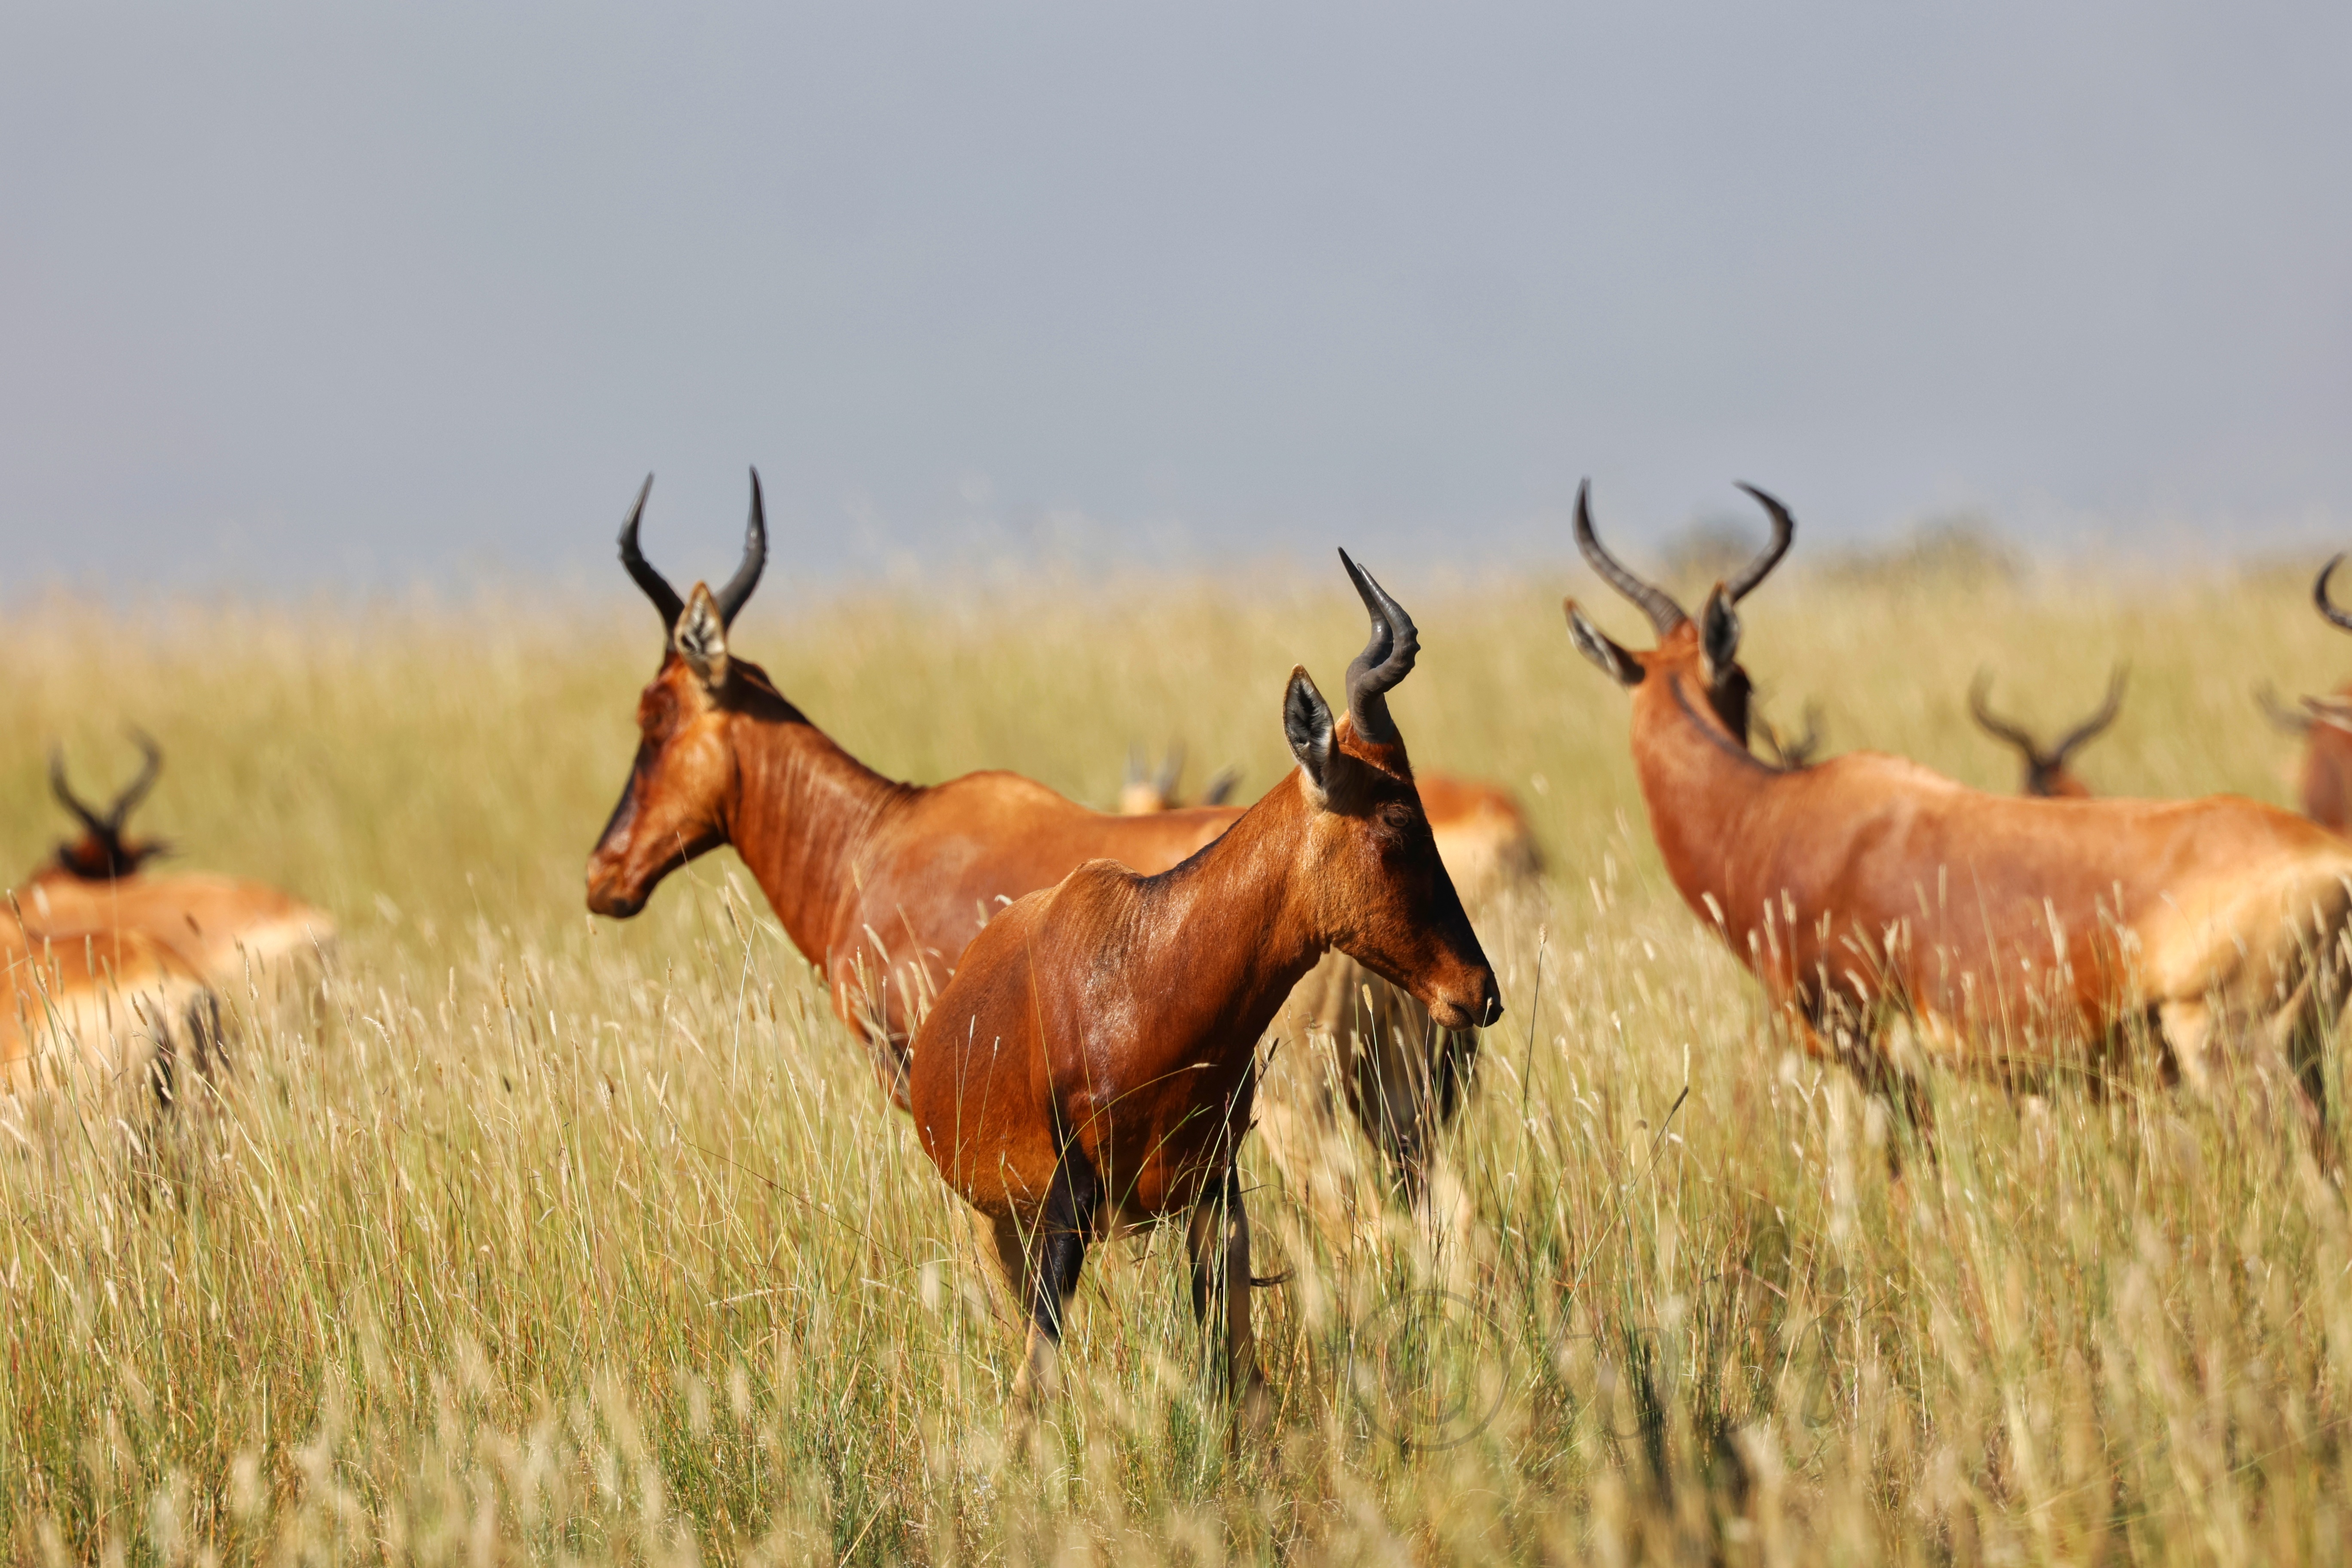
[720, 702, 916, 972]
[1629, 668, 1776, 910]
[1131, 772, 1330, 1042]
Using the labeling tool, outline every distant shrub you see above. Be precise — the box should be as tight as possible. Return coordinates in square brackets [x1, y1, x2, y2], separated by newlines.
[1818, 511, 2025, 588]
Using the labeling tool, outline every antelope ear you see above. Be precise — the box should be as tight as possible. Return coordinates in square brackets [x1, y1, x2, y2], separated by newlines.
[675, 583, 731, 688]
[1284, 667, 1336, 795]
[1700, 586, 1741, 684]
[1565, 600, 1644, 687]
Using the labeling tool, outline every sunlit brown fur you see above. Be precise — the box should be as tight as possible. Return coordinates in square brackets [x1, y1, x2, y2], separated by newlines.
[908, 705, 1498, 1409]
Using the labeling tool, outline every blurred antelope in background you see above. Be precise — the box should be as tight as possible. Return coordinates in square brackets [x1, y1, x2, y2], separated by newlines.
[16, 733, 337, 995]
[1567, 482, 2352, 1148]
[1968, 667, 2127, 798]
[2256, 557, 2352, 832]
[909, 552, 1499, 1416]
[1117, 744, 1241, 815]
[585, 474, 1487, 1225]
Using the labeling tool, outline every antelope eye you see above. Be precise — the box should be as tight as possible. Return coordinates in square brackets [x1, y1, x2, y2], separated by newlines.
[1377, 800, 1418, 835]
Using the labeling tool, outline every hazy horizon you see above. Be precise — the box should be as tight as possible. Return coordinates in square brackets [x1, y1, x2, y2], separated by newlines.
[4, 3, 2347, 598]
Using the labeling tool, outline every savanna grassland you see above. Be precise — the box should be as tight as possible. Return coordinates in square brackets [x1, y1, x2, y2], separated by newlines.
[6, 549, 2352, 1565]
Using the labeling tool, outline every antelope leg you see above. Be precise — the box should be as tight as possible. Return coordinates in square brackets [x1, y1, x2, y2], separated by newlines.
[1186, 1166, 1269, 1412]
[1012, 1142, 1099, 1404]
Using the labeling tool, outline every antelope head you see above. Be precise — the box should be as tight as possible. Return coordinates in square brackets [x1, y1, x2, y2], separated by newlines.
[1286, 551, 1501, 1031]
[1561, 481, 1795, 746]
[585, 471, 769, 918]
[49, 731, 171, 880]
[1969, 667, 2126, 798]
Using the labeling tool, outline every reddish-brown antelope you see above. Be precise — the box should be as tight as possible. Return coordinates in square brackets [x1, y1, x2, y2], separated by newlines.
[14, 735, 336, 993]
[2256, 558, 2352, 832]
[586, 474, 1481, 1213]
[1565, 482, 2352, 1136]
[908, 552, 1500, 1409]
[1968, 668, 2127, 798]
[585, 472, 1238, 1087]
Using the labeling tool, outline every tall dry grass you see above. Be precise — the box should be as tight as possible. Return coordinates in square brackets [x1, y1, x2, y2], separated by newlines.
[3, 557, 2351, 1565]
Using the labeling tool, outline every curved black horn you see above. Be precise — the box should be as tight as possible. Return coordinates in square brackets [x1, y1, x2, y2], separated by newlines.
[1967, 671, 2043, 760]
[48, 749, 109, 840]
[108, 728, 163, 830]
[1573, 481, 1685, 637]
[1726, 484, 1796, 602]
[1338, 548, 1418, 745]
[2315, 554, 2352, 634]
[2052, 665, 2128, 762]
[712, 468, 768, 628]
[617, 474, 686, 632]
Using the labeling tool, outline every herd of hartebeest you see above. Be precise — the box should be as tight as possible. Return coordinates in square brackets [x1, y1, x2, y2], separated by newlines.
[13, 471, 2352, 1418]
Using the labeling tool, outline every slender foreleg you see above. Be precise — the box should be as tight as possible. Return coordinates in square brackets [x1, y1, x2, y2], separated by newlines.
[1186, 1166, 1271, 1427]
[1012, 1142, 1100, 1405]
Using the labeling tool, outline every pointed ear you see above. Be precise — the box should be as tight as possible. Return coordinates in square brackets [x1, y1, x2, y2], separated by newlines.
[1564, 600, 1645, 686]
[1283, 667, 1336, 796]
[675, 583, 731, 688]
[1700, 586, 1741, 685]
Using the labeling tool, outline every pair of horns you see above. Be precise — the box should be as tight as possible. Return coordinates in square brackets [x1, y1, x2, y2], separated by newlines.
[51, 729, 164, 863]
[1338, 548, 1417, 745]
[1126, 743, 1187, 797]
[1969, 667, 2128, 766]
[1574, 481, 1795, 636]
[619, 470, 769, 634]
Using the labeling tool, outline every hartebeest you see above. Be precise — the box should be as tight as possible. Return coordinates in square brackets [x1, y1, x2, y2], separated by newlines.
[1968, 668, 2127, 798]
[1118, 745, 1241, 816]
[2256, 559, 2352, 833]
[587, 475, 1482, 1212]
[1565, 483, 2352, 1129]
[14, 735, 336, 994]
[908, 553, 1500, 1409]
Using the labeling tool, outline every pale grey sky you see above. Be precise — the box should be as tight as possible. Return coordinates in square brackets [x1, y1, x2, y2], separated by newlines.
[3, 2, 2347, 594]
